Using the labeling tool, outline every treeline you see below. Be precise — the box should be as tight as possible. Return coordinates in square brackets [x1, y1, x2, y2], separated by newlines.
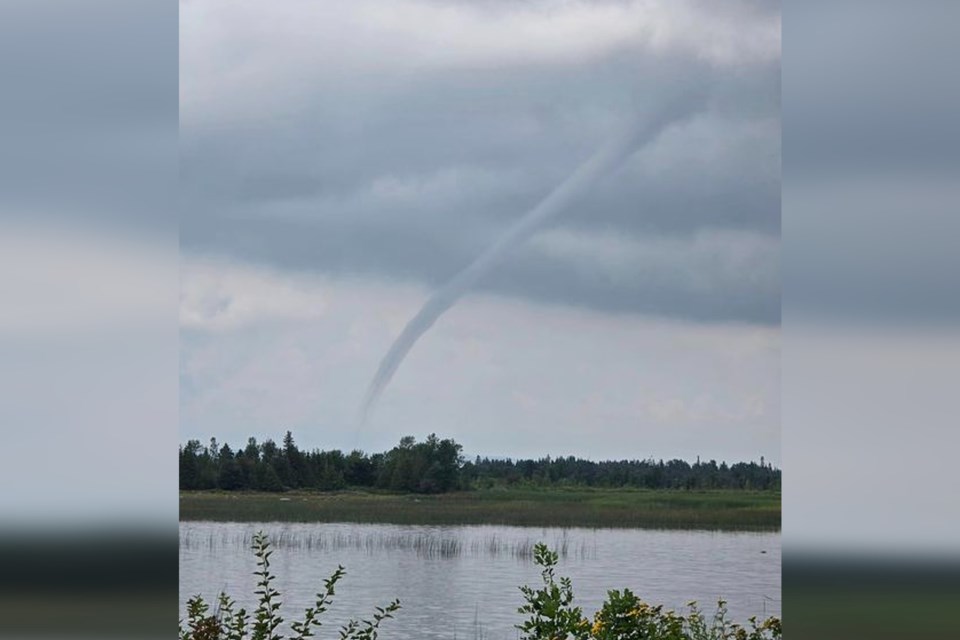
[466, 454, 780, 491]
[180, 432, 780, 493]
[179, 432, 463, 494]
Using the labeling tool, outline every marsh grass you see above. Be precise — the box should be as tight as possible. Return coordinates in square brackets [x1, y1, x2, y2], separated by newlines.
[180, 488, 780, 531]
[179, 526, 595, 560]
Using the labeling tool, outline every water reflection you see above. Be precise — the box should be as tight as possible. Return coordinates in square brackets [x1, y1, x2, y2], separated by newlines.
[180, 522, 780, 640]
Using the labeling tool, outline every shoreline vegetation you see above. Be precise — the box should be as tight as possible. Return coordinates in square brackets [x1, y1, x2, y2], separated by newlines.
[180, 432, 780, 529]
[179, 487, 780, 530]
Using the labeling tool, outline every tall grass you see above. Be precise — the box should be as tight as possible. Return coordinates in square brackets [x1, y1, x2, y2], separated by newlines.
[179, 526, 596, 560]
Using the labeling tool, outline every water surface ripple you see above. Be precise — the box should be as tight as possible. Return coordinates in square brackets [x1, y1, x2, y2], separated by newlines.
[180, 522, 780, 640]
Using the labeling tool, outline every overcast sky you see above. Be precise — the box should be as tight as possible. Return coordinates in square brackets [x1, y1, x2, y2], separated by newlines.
[179, 0, 781, 464]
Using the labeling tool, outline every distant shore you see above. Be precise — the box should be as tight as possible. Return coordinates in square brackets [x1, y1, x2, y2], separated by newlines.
[179, 487, 780, 530]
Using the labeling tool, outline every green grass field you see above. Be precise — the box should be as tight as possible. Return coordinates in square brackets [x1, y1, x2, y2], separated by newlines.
[179, 487, 780, 530]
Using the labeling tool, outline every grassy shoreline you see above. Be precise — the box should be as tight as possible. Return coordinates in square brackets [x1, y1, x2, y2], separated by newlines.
[179, 487, 780, 530]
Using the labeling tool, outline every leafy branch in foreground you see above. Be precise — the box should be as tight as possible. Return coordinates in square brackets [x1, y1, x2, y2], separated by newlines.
[518, 543, 782, 640]
[179, 531, 400, 640]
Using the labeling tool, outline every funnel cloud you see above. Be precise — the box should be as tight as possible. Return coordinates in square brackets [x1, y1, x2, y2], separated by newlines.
[360, 92, 708, 424]
[179, 0, 780, 463]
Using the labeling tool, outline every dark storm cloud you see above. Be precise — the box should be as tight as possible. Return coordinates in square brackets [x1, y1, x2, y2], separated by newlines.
[180, 0, 780, 324]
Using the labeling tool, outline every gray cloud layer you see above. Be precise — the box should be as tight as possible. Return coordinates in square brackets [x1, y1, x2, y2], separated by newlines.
[181, 0, 780, 324]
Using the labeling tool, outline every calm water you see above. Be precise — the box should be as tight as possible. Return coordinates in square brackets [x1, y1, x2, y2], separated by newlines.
[180, 522, 780, 639]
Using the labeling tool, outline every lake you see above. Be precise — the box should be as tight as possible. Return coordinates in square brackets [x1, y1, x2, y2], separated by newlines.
[180, 522, 780, 639]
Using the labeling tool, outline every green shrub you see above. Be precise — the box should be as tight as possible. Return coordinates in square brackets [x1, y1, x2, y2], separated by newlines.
[517, 544, 592, 639]
[518, 543, 782, 640]
[179, 532, 399, 640]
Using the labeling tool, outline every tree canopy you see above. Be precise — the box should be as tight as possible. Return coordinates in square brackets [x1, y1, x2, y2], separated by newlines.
[179, 432, 780, 493]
